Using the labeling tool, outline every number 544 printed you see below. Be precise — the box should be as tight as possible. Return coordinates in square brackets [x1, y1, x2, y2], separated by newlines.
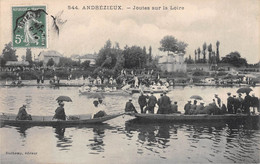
[12, 6, 47, 48]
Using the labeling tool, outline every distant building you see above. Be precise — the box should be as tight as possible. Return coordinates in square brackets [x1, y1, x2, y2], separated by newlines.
[38, 50, 62, 66]
[187, 63, 211, 72]
[158, 53, 187, 72]
[187, 63, 240, 73]
[71, 54, 97, 66]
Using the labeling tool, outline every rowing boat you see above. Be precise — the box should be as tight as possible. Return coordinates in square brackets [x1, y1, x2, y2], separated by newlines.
[130, 113, 260, 123]
[0, 113, 123, 126]
[79, 90, 131, 96]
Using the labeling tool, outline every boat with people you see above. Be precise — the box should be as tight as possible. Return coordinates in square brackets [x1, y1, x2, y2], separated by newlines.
[0, 113, 124, 126]
[130, 85, 169, 94]
[128, 113, 260, 123]
[78, 85, 131, 96]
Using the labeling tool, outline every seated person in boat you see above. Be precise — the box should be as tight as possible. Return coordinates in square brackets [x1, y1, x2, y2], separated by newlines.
[11, 80, 16, 85]
[125, 98, 138, 113]
[53, 101, 66, 120]
[169, 101, 181, 114]
[184, 100, 191, 115]
[193, 102, 205, 114]
[16, 105, 32, 120]
[92, 98, 107, 118]
[208, 99, 221, 115]
[190, 100, 197, 114]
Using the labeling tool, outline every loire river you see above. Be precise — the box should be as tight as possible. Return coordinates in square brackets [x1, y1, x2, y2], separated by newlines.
[0, 85, 259, 163]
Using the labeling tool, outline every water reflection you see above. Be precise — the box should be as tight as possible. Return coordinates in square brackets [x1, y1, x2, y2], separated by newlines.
[125, 119, 260, 162]
[85, 124, 114, 154]
[87, 127, 105, 154]
[53, 126, 73, 151]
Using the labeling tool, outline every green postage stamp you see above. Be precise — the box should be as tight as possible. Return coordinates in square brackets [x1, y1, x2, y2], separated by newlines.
[12, 6, 47, 48]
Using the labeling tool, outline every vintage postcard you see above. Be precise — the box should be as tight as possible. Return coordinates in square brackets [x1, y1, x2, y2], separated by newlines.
[0, 0, 260, 163]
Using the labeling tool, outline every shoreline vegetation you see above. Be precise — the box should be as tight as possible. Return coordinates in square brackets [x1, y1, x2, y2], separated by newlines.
[1, 68, 260, 85]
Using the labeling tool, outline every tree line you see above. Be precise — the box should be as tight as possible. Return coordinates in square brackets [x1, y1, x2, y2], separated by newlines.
[185, 41, 248, 67]
[0, 36, 253, 70]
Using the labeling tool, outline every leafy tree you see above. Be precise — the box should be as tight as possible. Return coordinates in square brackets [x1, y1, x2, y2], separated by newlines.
[81, 60, 90, 70]
[2, 42, 17, 61]
[221, 51, 248, 67]
[185, 55, 194, 64]
[159, 35, 188, 54]
[216, 41, 220, 63]
[197, 47, 201, 62]
[0, 57, 6, 67]
[202, 42, 207, 63]
[115, 42, 120, 50]
[123, 46, 145, 69]
[208, 43, 212, 63]
[26, 48, 33, 64]
[148, 46, 152, 63]
[96, 40, 120, 69]
[58, 57, 79, 67]
[194, 50, 197, 62]
[46, 58, 55, 67]
[35, 61, 43, 67]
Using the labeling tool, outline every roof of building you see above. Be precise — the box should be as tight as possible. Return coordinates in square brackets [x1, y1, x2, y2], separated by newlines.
[38, 50, 62, 57]
[5, 61, 29, 66]
[71, 54, 97, 60]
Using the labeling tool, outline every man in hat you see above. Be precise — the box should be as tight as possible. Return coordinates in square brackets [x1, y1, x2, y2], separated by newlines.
[184, 100, 192, 115]
[138, 92, 147, 113]
[160, 91, 171, 114]
[227, 92, 234, 114]
[233, 95, 240, 114]
[16, 105, 32, 120]
[93, 98, 107, 118]
[145, 91, 157, 114]
[53, 101, 66, 120]
[243, 92, 251, 115]
[125, 98, 138, 113]
[237, 93, 243, 109]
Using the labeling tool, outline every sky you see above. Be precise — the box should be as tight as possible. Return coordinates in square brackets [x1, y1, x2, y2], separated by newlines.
[0, 0, 259, 63]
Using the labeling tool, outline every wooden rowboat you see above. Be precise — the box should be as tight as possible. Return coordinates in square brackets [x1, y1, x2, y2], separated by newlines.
[0, 113, 123, 126]
[130, 113, 260, 123]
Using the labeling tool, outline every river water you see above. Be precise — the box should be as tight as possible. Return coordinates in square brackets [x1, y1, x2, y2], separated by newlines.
[0, 85, 259, 163]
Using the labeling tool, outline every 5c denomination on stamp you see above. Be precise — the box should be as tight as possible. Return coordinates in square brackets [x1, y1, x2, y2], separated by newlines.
[12, 6, 47, 48]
